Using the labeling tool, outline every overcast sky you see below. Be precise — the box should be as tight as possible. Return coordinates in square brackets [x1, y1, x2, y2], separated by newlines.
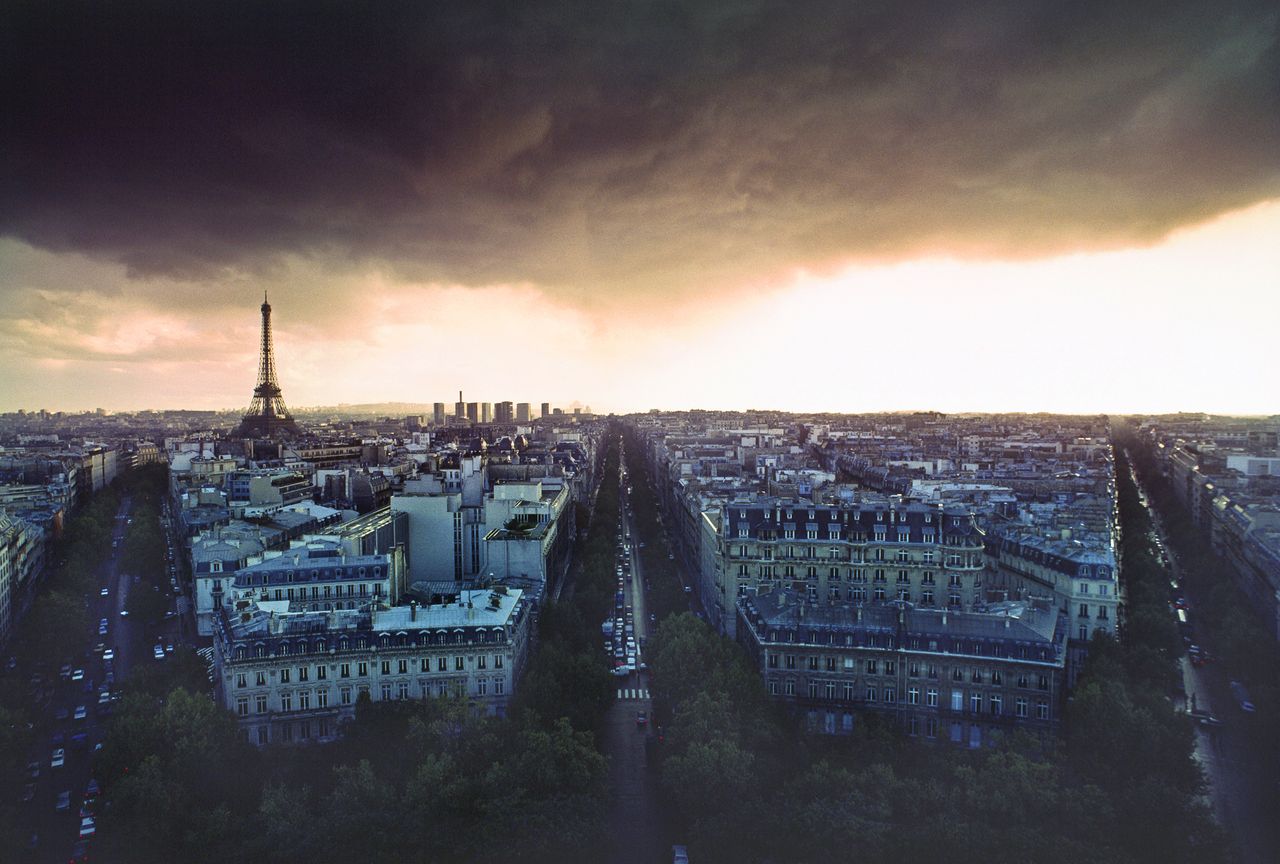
[2, 1, 1278, 414]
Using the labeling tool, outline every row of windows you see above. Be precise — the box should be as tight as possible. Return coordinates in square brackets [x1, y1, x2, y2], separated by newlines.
[235, 654, 506, 687]
[243, 718, 332, 745]
[234, 676, 507, 716]
[738, 565, 976, 584]
[769, 679, 1051, 720]
[764, 656, 1052, 689]
[230, 630, 509, 659]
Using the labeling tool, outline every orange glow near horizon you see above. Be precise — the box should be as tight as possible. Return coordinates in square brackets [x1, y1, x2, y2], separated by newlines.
[1, 200, 1277, 416]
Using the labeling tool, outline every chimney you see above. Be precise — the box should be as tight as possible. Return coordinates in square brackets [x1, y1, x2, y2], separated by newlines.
[1004, 615, 1010, 629]
[409, 600, 418, 622]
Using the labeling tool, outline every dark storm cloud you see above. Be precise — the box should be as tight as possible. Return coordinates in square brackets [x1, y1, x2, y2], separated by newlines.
[2, 0, 1278, 301]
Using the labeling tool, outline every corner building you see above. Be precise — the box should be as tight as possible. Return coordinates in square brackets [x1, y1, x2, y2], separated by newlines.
[214, 588, 530, 746]
[737, 589, 1068, 744]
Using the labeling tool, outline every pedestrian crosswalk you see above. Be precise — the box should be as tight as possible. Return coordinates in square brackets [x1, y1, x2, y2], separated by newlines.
[616, 688, 650, 701]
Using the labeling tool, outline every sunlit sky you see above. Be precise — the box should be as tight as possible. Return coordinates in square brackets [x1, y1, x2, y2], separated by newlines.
[2, 2, 1278, 415]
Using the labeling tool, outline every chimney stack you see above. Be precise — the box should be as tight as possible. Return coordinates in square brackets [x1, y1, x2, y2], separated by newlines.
[409, 600, 418, 622]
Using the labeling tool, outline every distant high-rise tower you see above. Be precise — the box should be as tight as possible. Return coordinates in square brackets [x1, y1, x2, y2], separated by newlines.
[432, 403, 446, 425]
[540, 402, 550, 419]
[516, 402, 531, 422]
[237, 292, 299, 439]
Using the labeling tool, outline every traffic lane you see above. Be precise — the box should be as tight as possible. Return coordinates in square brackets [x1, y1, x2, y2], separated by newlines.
[603, 673, 663, 864]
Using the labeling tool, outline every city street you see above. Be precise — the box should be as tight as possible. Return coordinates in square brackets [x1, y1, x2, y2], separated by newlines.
[22, 496, 131, 863]
[1132, 465, 1279, 864]
[602, 456, 669, 864]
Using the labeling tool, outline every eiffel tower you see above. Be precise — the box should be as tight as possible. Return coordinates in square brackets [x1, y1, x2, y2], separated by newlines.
[236, 292, 300, 439]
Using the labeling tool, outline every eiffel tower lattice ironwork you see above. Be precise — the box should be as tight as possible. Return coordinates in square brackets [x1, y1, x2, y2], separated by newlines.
[237, 292, 299, 438]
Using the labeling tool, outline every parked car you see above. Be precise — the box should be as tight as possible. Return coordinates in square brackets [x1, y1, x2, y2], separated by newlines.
[79, 816, 96, 837]
[102, 649, 114, 662]
[100, 587, 109, 597]
[51, 748, 65, 768]
[153, 645, 166, 661]
[71, 668, 84, 682]
[635, 710, 648, 727]
[74, 705, 87, 721]
[55, 790, 71, 811]
[69, 840, 91, 863]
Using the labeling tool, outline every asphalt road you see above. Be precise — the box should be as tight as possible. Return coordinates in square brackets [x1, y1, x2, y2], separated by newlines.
[603, 457, 671, 864]
[21, 496, 132, 863]
[1132, 467, 1279, 864]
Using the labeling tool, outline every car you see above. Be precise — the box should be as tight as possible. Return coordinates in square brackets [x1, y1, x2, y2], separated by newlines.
[1173, 597, 1189, 610]
[104, 671, 115, 686]
[25, 761, 40, 780]
[84, 779, 100, 802]
[99, 616, 108, 628]
[74, 705, 87, 721]
[120, 609, 129, 617]
[70, 732, 88, 748]
[100, 587, 109, 597]
[1197, 714, 1224, 728]
[55, 790, 71, 811]
[102, 649, 114, 662]
[54, 707, 70, 722]
[60, 664, 72, 680]
[153, 645, 166, 661]
[97, 690, 111, 706]
[683, 585, 693, 594]
[93, 642, 106, 655]
[20, 782, 35, 803]
[1230, 680, 1256, 713]
[636, 710, 648, 727]
[165, 643, 174, 654]
[79, 816, 96, 838]
[612, 665, 631, 677]
[69, 839, 91, 863]
[51, 748, 65, 767]
[71, 668, 84, 681]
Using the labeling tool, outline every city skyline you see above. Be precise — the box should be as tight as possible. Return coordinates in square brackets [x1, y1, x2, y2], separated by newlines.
[2, 2, 1277, 415]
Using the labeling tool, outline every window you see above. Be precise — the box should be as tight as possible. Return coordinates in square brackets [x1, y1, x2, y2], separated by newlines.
[257, 727, 269, 745]
[925, 717, 938, 739]
[1015, 697, 1028, 717]
[340, 663, 350, 678]
[256, 671, 267, 686]
[908, 715, 919, 736]
[990, 694, 1002, 715]
[299, 691, 311, 710]
[495, 679, 504, 696]
[767, 654, 779, 669]
[358, 661, 369, 677]
[1079, 625, 1088, 641]
[1036, 701, 1049, 721]
[235, 673, 247, 689]
[317, 689, 328, 708]
[1079, 603, 1089, 618]
[825, 657, 836, 672]
[990, 671, 1002, 686]
[255, 694, 267, 713]
[865, 659, 878, 674]
[907, 687, 920, 705]
[808, 681, 818, 699]
[970, 692, 982, 713]
[785, 655, 796, 670]
[768, 680, 778, 696]
[380, 683, 392, 701]
[951, 690, 963, 711]
[397, 682, 409, 700]
[884, 687, 896, 704]
[281, 692, 292, 712]
[908, 662, 920, 678]
[1037, 675, 1049, 691]
[808, 656, 819, 671]
[494, 655, 503, 669]
[478, 678, 488, 696]
[785, 680, 796, 696]
[236, 697, 249, 717]
[280, 668, 291, 684]
[825, 681, 835, 700]
[922, 590, 934, 605]
[381, 660, 391, 675]
[1017, 674, 1028, 689]
[340, 686, 352, 705]
[926, 688, 938, 707]
[298, 666, 309, 682]
[438, 657, 448, 671]
[865, 686, 877, 702]
[455, 656, 465, 671]
[398, 659, 408, 675]
[950, 722, 963, 743]
[843, 681, 855, 701]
